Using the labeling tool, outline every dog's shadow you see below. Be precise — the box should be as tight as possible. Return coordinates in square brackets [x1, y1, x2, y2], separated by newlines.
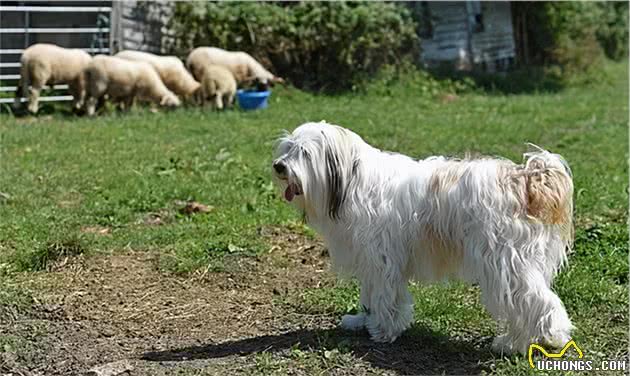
[142, 325, 497, 375]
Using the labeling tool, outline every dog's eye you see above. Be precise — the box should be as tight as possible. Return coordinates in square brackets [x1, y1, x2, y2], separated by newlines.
[300, 147, 310, 160]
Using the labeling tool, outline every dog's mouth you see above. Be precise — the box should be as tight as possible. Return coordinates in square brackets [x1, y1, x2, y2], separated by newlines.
[284, 182, 302, 202]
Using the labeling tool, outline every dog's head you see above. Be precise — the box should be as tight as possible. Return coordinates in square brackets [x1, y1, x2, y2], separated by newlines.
[272, 121, 362, 221]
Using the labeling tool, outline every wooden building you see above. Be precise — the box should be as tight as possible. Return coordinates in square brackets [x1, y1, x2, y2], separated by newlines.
[109, 1, 172, 54]
[417, 1, 516, 72]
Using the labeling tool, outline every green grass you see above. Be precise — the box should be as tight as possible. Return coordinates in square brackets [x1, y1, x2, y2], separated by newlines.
[0, 60, 627, 375]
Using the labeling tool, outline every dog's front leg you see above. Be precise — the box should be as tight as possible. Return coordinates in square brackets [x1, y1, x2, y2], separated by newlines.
[365, 273, 414, 343]
[340, 281, 371, 331]
[340, 266, 414, 343]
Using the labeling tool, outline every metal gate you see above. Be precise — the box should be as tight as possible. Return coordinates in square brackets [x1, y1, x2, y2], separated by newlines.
[0, 3, 112, 105]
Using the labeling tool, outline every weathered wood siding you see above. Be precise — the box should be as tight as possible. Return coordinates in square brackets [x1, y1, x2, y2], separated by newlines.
[470, 1, 515, 70]
[420, 2, 471, 68]
[110, 1, 172, 54]
[420, 1, 515, 71]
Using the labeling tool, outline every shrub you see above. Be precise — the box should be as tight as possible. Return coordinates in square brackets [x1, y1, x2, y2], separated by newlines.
[167, 2, 419, 92]
[595, 2, 629, 61]
[514, 2, 627, 79]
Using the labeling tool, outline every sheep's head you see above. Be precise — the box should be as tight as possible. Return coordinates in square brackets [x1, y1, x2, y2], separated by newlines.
[160, 93, 181, 108]
[255, 80, 270, 91]
[256, 76, 285, 90]
[191, 86, 205, 105]
[271, 76, 285, 85]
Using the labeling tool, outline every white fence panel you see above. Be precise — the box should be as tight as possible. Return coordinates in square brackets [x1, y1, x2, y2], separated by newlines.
[0, 3, 112, 106]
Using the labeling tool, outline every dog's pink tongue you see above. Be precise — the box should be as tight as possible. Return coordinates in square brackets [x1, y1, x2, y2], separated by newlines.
[284, 184, 295, 202]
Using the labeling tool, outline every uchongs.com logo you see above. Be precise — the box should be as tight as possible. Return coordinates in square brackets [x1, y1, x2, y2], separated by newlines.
[528, 340, 627, 372]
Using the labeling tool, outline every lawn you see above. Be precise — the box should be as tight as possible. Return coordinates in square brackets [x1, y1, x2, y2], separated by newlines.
[0, 61, 627, 375]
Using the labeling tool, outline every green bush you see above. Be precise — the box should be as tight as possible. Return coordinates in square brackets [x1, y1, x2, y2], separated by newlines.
[595, 2, 629, 61]
[167, 2, 419, 92]
[515, 2, 627, 79]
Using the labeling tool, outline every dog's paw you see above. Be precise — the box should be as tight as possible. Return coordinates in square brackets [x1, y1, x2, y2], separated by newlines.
[542, 314, 573, 349]
[365, 316, 400, 343]
[367, 326, 400, 343]
[340, 313, 366, 331]
[542, 331, 572, 350]
[491, 334, 516, 355]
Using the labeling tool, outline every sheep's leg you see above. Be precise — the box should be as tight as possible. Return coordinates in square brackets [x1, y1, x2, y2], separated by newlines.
[85, 96, 98, 117]
[84, 73, 106, 116]
[14, 83, 23, 109]
[14, 65, 28, 109]
[202, 90, 213, 108]
[226, 93, 235, 109]
[214, 92, 223, 110]
[68, 82, 80, 111]
[96, 96, 106, 112]
[26, 67, 50, 114]
[68, 80, 85, 112]
[27, 85, 42, 114]
[124, 89, 139, 111]
[114, 98, 125, 112]
[121, 97, 133, 111]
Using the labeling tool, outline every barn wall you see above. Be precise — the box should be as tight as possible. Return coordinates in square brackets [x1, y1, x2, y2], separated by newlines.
[470, 1, 515, 70]
[420, 1, 515, 71]
[110, 0, 173, 54]
[420, 2, 471, 68]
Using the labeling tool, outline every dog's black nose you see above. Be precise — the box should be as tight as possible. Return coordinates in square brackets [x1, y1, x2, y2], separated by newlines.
[273, 161, 286, 174]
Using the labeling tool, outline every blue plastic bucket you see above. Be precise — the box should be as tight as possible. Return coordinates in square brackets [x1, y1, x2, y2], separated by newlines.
[237, 89, 271, 110]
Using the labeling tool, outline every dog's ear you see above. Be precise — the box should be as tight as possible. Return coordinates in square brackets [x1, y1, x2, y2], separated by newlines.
[319, 127, 359, 220]
[325, 146, 346, 220]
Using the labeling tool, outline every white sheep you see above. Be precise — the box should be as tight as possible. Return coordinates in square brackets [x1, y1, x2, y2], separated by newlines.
[14, 43, 92, 113]
[186, 47, 284, 89]
[196, 64, 237, 110]
[115, 50, 201, 101]
[83, 55, 181, 116]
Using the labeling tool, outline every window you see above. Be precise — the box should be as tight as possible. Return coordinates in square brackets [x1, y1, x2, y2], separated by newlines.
[468, 0, 484, 33]
[417, 2, 433, 39]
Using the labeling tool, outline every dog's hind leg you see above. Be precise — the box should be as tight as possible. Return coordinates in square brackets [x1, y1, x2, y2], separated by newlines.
[477, 243, 573, 355]
[507, 269, 572, 353]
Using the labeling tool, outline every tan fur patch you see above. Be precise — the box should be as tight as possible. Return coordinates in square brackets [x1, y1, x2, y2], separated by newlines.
[525, 169, 572, 224]
[421, 225, 463, 279]
[499, 164, 529, 217]
[507, 164, 573, 243]
[428, 165, 465, 195]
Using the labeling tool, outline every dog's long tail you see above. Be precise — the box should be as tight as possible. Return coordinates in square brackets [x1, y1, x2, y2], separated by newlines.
[522, 145, 574, 244]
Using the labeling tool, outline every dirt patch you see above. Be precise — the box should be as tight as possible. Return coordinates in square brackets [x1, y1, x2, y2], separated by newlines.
[80, 226, 112, 236]
[1, 227, 490, 375]
[138, 211, 168, 226]
[175, 200, 214, 215]
[0, 227, 339, 375]
[136, 200, 214, 228]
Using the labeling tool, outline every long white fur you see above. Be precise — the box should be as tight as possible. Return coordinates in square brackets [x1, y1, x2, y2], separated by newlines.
[273, 121, 574, 355]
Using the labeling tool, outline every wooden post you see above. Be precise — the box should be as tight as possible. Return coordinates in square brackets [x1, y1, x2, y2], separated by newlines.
[109, 1, 122, 54]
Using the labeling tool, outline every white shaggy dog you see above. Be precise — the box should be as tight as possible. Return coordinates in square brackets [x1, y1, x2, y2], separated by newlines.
[272, 121, 574, 355]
